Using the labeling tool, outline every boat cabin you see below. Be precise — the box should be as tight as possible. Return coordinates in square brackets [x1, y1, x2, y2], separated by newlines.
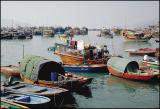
[54, 42, 109, 60]
[107, 57, 139, 73]
[19, 55, 65, 82]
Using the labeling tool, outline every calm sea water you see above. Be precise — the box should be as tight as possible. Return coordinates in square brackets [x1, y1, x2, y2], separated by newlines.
[1, 31, 159, 108]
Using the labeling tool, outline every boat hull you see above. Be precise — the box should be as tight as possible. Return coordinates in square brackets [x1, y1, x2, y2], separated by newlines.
[123, 35, 152, 42]
[54, 51, 106, 65]
[0, 65, 20, 77]
[126, 48, 156, 56]
[1, 91, 51, 108]
[1, 99, 29, 109]
[129, 52, 156, 56]
[3, 81, 68, 97]
[63, 64, 107, 72]
[20, 71, 93, 89]
[107, 66, 159, 81]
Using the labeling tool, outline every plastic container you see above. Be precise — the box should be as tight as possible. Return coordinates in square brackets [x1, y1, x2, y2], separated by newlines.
[51, 72, 58, 81]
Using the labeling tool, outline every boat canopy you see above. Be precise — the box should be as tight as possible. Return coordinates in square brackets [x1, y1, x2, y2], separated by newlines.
[19, 55, 65, 82]
[126, 31, 135, 35]
[107, 57, 139, 73]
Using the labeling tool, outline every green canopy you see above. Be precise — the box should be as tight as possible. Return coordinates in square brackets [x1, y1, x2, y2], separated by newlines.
[126, 31, 135, 35]
[19, 54, 65, 82]
[107, 57, 139, 73]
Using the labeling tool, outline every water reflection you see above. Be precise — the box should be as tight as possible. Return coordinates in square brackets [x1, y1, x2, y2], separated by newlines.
[72, 86, 92, 98]
[122, 41, 152, 48]
[1, 73, 21, 83]
[1, 32, 159, 108]
[106, 75, 159, 92]
[72, 72, 107, 78]
[55, 92, 78, 108]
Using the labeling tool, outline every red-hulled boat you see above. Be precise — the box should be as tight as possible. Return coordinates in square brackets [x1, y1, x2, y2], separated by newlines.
[122, 30, 152, 42]
[107, 57, 159, 81]
[125, 48, 156, 56]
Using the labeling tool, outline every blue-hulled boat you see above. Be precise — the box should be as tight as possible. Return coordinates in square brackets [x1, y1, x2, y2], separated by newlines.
[63, 64, 107, 72]
[1, 87, 51, 107]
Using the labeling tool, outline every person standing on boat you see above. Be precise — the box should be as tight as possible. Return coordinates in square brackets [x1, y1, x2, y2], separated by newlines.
[95, 44, 101, 59]
[143, 55, 149, 61]
[93, 47, 98, 59]
[104, 45, 109, 57]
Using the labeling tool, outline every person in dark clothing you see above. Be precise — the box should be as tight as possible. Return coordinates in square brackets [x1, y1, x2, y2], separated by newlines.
[103, 45, 109, 56]
[89, 49, 94, 60]
[101, 48, 104, 58]
[98, 51, 102, 58]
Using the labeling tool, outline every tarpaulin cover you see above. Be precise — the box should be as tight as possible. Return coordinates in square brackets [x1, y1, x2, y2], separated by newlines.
[19, 55, 65, 82]
[107, 57, 139, 73]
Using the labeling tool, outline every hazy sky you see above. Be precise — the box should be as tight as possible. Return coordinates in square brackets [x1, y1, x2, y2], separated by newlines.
[1, 1, 159, 28]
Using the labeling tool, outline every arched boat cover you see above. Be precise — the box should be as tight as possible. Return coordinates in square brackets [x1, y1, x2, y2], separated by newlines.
[19, 55, 65, 82]
[107, 57, 139, 73]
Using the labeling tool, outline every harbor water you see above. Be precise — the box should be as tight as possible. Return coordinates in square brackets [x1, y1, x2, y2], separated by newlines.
[1, 31, 159, 108]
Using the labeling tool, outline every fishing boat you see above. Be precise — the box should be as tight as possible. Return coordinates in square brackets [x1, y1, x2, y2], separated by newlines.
[155, 40, 160, 43]
[54, 51, 106, 65]
[1, 88, 51, 108]
[2, 81, 68, 97]
[107, 57, 159, 82]
[1, 98, 29, 109]
[19, 55, 93, 89]
[21, 71, 93, 89]
[0, 65, 20, 77]
[54, 43, 109, 65]
[54, 27, 65, 34]
[125, 48, 156, 56]
[122, 30, 152, 42]
[99, 28, 113, 38]
[64, 71, 93, 87]
[33, 29, 42, 36]
[0, 33, 14, 39]
[63, 64, 107, 72]
[111, 27, 122, 35]
[97, 34, 102, 37]
[42, 29, 54, 37]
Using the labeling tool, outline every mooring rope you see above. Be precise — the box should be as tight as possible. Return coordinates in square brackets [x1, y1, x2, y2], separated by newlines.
[53, 93, 65, 108]
[53, 94, 57, 107]
[59, 96, 65, 107]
